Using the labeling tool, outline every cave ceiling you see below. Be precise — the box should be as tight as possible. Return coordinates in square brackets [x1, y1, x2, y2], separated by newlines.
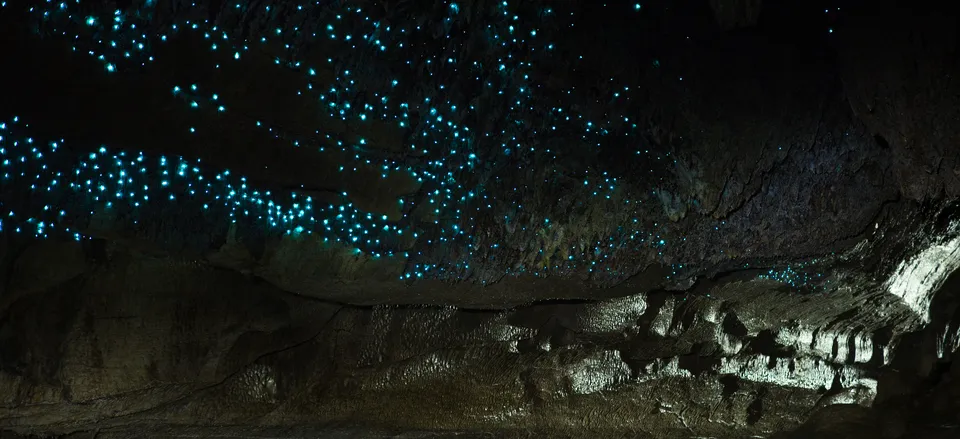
[1, 0, 960, 438]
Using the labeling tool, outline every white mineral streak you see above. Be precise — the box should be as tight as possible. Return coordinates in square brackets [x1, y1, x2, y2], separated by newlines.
[937, 323, 960, 359]
[777, 324, 875, 364]
[578, 293, 647, 332]
[719, 354, 866, 391]
[885, 228, 960, 323]
[938, 330, 947, 359]
[714, 322, 744, 355]
[814, 375, 878, 408]
[567, 350, 631, 394]
[484, 314, 537, 342]
[809, 328, 836, 361]
[650, 297, 674, 336]
[486, 319, 535, 353]
[776, 324, 815, 352]
[833, 331, 851, 363]
[635, 356, 692, 382]
[538, 338, 552, 352]
[237, 364, 277, 403]
[852, 330, 874, 363]
[700, 300, 722, 324]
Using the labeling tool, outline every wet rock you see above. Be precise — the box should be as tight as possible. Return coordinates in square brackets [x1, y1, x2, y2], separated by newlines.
[0, 241, 934, 438]
[1, 0, 960, 437]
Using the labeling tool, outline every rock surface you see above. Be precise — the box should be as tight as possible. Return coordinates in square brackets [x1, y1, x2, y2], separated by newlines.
[1, 0, 960, 438]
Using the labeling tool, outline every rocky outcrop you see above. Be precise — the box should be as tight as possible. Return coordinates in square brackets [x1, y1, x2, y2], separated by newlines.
[0, 230, 947, 438]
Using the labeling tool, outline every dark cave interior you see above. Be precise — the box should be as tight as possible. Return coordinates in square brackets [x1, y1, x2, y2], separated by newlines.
[1, 0, 960, 438]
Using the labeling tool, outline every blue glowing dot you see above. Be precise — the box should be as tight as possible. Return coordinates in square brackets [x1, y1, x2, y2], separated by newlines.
[10, 2, 721, 283]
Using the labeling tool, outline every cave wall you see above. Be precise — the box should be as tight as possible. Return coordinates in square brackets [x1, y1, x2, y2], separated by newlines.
[1, 0, 960, 438]
[0, 0, 923, 299]
[0, 238, 914, 438]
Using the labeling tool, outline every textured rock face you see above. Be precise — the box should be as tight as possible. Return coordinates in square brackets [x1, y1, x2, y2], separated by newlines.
[0, 234, 952, 438]
[1, 0, 960, 438]
[0, 0, 907, 295]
